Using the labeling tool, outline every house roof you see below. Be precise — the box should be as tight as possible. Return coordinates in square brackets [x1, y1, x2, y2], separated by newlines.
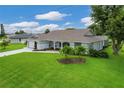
[9, 34, 34, 39]
[31, 29, 108, 43]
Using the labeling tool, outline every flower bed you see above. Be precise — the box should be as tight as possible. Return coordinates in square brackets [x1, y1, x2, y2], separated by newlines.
[58, 57, 86, 64]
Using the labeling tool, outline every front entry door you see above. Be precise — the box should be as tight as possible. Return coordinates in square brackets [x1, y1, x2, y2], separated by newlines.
[34, 41, 37, 49]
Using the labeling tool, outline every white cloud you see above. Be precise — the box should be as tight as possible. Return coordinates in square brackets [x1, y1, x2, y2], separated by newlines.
[64, 22, 72, 26]
[35, 11, 71, 21]
[5, 25, 17, 33]
[34, 24, 60, 32]
[5, 23, 60, 33]
[81, 17, 94, 27]
[9, 21, 39, 28]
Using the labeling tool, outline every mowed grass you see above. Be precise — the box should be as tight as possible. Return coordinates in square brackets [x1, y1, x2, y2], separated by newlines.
[0, 43, 25, 52]
[0, 47, 124, 88]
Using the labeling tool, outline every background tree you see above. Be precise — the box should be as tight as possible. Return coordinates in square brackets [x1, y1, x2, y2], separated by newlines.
[15, 30, 26, 34]
[89, 5, 124, 55]
[0, 24, 6, 37]
[44, 29, 50, 34]
[65, 28, 76, 30]
[19, 30, 25, 34]
[15, 31, 19, 34]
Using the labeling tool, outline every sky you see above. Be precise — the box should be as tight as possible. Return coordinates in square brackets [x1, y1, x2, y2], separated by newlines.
[0, 5, 92, 33]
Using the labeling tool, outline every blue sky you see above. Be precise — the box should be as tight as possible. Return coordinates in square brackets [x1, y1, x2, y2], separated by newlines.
[0, 5, 92, 33]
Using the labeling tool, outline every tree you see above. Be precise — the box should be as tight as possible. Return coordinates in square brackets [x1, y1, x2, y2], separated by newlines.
[15, 30, 26, 34]
[19, 30, 25, 34]
[15, 31, 19, 34]
[89, 5, 124, 55]
[0, 24, 6, 37]
[0, 40, 9, 49]
[44, 29, 50, 34]
[65, 28, 76, 30]
[88, 23, 102, 35]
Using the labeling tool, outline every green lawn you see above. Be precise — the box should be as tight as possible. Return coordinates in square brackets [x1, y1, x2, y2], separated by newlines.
[0, 43, 26, 52]
[0, 47, 124, 88]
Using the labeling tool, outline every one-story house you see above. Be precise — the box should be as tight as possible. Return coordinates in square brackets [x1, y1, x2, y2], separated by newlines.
[27, 29, 108, 51]
[9, 34, 34, 43]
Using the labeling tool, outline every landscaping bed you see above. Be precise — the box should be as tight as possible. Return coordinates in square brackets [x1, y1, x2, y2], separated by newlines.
[58, 57, 86, 64]
[33, 47, 60, 51]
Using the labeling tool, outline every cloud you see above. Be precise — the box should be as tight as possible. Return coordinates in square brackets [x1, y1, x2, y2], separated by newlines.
[64, 22, 72, 26]
[9, 21, 39, 28]
[34, 24, 60, 32]
[81, 17, 94, 27]
[5, 25, 17, 33]
[35, 11, 71, 21]
[5, 23, 61, 33]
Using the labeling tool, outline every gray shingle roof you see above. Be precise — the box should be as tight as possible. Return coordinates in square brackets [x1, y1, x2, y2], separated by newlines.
[9, 34, 34, 39]
[31, 29, 108, 43]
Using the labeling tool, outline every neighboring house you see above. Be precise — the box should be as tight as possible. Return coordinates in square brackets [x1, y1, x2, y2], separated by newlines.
[9, 34, 34, 43]
[27, 29, 108, 51]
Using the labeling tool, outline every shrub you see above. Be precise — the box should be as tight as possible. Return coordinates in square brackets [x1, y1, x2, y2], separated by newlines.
[0, 39, 9, 49]
[60, 46, 74, 56]
[48, 47, 54, 50]
[89, 49, 109, 58]
[55, 48, 60, 50]
[74, 46, 86, 56]
[99, 51, 109, 58]
[89, 49, 98, 57]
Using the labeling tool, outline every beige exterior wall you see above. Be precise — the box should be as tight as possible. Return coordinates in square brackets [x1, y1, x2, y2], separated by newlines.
[70, 42, 75, 48]
[27, 39, 106, 50]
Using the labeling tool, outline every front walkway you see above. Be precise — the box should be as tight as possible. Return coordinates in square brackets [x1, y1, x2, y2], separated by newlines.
[0, 48, 59, 57]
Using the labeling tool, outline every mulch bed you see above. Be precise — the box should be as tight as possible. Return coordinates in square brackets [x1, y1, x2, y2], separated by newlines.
[58, 57, 86, 64]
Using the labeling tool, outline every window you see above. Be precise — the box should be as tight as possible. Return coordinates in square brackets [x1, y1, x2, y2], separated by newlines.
[74, 42, 81, 47]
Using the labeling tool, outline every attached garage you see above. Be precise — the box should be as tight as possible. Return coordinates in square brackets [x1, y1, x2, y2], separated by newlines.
[28, 40, 49, 50]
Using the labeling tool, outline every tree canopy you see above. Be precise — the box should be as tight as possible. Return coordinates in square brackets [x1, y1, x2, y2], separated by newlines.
[65, 28, 76, 30]
[89, 5, 124, 55]
[44, 29, 50, 34]
[15, 30, 26, 34]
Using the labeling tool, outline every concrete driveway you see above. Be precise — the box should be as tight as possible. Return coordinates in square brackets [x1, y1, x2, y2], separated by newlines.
[0, 48, 32, 57]
[0, 48, 59, 57]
